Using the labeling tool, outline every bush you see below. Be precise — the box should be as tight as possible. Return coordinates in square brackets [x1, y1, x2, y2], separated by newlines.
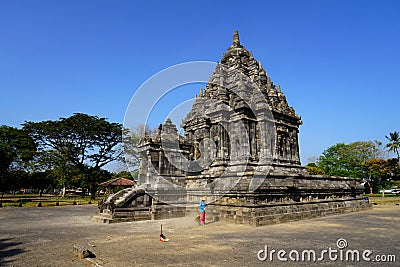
[305, 165, 326, 175]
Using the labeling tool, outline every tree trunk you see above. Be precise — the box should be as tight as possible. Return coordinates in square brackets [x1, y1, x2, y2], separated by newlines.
[367, 181, 373, 195]
[90, 183, 96, 200]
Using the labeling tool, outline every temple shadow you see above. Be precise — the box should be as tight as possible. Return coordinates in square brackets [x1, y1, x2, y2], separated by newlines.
[0, 238, 25, 266]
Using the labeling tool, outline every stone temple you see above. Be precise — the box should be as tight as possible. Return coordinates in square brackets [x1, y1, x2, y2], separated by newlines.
[93, 31, 370, 225]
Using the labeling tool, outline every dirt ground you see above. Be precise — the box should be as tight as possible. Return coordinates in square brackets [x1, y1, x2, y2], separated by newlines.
[1, 204, 399, 266]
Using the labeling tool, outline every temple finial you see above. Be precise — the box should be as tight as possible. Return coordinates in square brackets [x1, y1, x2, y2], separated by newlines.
[199, 87, 204, 97]
[233, 30, 240, 46]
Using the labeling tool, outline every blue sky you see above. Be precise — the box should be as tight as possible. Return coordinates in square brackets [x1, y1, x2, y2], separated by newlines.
[1, 0, 399, 167]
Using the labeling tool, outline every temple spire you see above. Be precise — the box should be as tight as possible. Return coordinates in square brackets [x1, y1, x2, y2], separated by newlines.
[232, 30, 240, 46]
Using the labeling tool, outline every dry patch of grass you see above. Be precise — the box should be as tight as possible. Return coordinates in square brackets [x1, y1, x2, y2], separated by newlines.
[366, 194, 400, 205]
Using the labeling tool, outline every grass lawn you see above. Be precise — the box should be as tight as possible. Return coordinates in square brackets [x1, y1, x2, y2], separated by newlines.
[0, 193, 101, 208]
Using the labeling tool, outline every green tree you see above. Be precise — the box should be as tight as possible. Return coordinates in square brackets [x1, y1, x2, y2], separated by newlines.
[28, 171, 56, 196]
[24, 113, 123, 199]
[363, 158, 400, 193]
[0, 126, 36, 192]
[363, 158, 389, 194]
[305, 163, 326, 175]
[25, 149, 79, 196]
[113, 170, 134, 179]
[385, 131, 400, 162]
[317, 141, 384, 178]
[7, 170, 30, 194]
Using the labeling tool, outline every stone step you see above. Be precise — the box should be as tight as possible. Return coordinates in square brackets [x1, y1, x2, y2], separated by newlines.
[96, 213, 113, 219]
[114, 188, 137, 206]
[113, 211, 151, 218]
[92, 209, 152, 223]
[110, 216, 151, 223]
[91, 215, 112, 224]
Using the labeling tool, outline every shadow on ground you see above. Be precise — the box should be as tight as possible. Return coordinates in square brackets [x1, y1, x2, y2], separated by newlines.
[0, 238, 26, 266]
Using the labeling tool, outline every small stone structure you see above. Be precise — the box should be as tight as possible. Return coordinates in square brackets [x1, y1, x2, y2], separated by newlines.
[93, 31, 370, 225]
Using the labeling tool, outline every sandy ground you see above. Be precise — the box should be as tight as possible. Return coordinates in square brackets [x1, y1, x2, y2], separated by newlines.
[1, 204, 399, 266]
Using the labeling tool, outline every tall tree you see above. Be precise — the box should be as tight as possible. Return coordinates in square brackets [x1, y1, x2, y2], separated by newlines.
[363, 158, 400, 193]
[317, 141, 384, 178]
[385, 131, 400, 162]
[0, 126, 36, 192]
[23, 113, 123, 198]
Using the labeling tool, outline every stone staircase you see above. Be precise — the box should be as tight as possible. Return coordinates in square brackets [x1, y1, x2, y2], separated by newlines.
[112, 187, 138, 207]
[92, 207, 152, 223]
[92, 186, 151, 223]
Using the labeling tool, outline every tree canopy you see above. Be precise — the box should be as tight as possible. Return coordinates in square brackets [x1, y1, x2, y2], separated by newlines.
[23, 113, 122, 198]
[23, 113, 122, 169]
[305, 163, 325, 175]
[316, 141, 384, 178]
[315, 138, 400, 193]
[363, 158, 399, 193]
[0, 126, 36, 192]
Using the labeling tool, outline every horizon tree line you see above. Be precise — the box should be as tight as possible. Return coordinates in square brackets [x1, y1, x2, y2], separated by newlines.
[0, 113, 139, 199]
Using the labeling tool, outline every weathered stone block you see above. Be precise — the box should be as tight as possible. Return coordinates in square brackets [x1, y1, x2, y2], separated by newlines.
[73, 245, 90, 259]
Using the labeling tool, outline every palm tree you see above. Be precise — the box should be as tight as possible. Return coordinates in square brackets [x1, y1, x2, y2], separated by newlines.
[385, 131, 400, 162]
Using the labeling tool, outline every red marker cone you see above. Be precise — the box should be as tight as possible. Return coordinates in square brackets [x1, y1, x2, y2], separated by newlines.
[159, 224, 169, 242]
